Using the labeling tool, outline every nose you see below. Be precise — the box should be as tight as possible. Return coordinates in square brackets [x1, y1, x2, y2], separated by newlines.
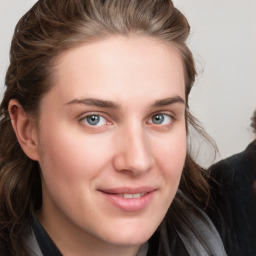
[113, 124, 155, 176]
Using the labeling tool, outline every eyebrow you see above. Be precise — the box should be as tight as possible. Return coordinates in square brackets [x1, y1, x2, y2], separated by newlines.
[152, 96, 185, 107]
[66, 96, 185, 109]
[66, 98, 120, 108]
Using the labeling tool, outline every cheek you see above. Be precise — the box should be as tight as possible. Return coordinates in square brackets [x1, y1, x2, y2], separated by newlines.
[153, 128, 187, 186]
[37, 125, 111, 188]
[148, 128, 186, 224]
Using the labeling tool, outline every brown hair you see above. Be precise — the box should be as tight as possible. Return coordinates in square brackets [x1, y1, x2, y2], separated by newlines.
[251, 110, 256, 134]
[0, 0, 210, 254]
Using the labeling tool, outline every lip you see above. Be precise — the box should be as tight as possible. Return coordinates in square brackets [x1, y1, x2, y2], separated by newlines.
[98, 187, 156, 212]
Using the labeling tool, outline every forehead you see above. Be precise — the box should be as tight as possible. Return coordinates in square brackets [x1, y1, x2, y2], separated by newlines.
[50, 36, 185, 104]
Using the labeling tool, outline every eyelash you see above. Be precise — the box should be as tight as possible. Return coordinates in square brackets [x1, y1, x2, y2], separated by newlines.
[147, 113, 174, 126]
[80, 113, 111, 127]
[79, 112, 175, 129]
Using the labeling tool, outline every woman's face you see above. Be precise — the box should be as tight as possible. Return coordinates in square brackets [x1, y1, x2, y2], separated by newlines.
[35, 36, 187, 253]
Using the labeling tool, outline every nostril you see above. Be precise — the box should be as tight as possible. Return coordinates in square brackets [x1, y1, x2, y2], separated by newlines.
[112, 129, 154, 174]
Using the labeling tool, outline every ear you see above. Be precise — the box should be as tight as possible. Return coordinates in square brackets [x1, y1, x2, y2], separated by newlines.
[8, 99, 39, 161]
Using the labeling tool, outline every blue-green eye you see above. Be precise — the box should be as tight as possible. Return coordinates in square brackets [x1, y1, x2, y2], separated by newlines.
[82, 115, 107, 126]
[150, 114, 172, 125]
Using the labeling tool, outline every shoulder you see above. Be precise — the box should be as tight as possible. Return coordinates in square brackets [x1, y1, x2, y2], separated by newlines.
[0, 248, 11, 256]
[0, 228, 43, 256]
[209, 142, 255, 187]
[24, 228, 44, 256]
[174, 191, 227, 256]
[0, 238, 11, 256]
[206, 142, 256, 256]
[208, 143, 254, 202]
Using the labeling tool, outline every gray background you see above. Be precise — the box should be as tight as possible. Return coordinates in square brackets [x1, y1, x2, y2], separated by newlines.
[1, 0, 255, 167]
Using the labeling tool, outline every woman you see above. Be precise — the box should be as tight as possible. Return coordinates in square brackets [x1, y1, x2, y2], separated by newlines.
[0, 0, 226, 255]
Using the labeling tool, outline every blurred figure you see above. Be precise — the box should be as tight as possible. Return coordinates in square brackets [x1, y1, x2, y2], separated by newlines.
[207, 111, 256, 256]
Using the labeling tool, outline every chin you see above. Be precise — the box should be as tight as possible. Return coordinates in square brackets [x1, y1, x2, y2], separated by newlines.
[101, 225, 156, 246]
[101, 212, 165, 246]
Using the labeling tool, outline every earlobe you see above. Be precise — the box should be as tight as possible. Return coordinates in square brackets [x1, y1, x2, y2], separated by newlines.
[8, 99, 39, 161]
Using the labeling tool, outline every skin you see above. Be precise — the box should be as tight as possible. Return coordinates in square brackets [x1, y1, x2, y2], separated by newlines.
[10, 36, 187, 256]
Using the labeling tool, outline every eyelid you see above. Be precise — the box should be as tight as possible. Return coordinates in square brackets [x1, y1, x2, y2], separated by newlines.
[147, 112, 175, 126]
[77, 110, 176, 130]
[79, 112, 112, 127]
